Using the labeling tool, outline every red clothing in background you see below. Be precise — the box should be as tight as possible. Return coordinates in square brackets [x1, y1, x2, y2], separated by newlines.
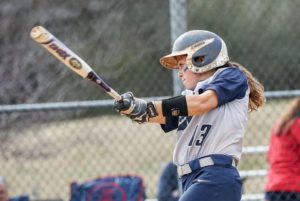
[265, 118, 300, 192]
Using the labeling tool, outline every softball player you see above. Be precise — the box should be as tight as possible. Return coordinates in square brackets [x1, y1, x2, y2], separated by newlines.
[265, 98, 300, 201]
[114, 30, 265, 201]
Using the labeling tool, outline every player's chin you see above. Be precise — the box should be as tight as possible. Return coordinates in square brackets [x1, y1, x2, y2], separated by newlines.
[184, 83, 195, 90]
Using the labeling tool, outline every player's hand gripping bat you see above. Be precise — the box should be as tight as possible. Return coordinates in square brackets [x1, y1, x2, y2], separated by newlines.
[30, 26, 122, 101]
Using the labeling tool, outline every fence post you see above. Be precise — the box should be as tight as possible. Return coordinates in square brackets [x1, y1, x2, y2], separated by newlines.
[169, 0, 187, 95]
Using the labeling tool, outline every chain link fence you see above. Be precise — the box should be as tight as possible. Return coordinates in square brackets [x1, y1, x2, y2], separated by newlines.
[1, 0, 300, 200]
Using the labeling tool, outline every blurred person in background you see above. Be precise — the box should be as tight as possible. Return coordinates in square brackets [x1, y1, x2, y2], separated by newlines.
[0, 177, 9, 201]
[265, 98, 300, 201]
[0, 177, 29, 201]
[114, 30, 265, 201]
[157, 161, 180, 201]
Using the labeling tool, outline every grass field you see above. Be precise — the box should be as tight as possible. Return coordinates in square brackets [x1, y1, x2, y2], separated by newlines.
[0, 98, 294, 200]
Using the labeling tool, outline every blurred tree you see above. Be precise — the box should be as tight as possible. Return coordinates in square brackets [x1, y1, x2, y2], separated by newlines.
[0, 0, 299, 105]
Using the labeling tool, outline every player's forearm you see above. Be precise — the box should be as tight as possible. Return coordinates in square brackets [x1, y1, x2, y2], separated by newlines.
[149, 90, 218, 121]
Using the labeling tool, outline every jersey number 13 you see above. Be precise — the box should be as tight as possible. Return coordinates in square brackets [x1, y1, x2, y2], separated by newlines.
[188, 124, 211, 147]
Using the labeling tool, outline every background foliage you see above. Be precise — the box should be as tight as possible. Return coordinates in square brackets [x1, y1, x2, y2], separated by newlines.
[1, 0, 300, 105]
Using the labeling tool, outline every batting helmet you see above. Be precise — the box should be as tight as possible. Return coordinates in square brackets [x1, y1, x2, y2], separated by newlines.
[160, 30, 229, 73]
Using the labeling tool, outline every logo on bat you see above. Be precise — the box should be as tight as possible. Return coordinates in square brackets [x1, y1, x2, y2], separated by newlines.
[47, 42, 71, 60]
[69, 58, 82, 70]
[41, 39, 81, 70]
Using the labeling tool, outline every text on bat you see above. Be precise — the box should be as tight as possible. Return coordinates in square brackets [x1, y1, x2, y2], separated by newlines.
[48, 43, 70, 60]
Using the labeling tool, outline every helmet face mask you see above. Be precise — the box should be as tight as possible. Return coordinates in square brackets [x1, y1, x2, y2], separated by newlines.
[160, 30, 229, 73]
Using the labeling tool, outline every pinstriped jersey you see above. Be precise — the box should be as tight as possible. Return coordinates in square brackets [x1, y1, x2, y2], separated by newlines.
[161, 67, 249, 166]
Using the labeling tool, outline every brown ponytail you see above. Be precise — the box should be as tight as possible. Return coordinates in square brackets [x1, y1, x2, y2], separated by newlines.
[228, 62, 265, 112]
[275, 98, 300, 135]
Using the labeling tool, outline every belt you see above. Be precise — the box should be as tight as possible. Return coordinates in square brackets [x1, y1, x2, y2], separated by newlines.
[177, 154, 238, 177]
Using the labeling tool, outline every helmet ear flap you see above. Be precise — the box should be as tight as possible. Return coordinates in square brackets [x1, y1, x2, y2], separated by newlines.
[192, 55, 206, 66]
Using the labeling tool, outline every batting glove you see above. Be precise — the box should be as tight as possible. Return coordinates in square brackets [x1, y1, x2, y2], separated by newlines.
[113, 92, 148, 123]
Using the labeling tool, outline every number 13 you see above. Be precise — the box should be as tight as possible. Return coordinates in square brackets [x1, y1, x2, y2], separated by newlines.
[188, 124, 211, 146]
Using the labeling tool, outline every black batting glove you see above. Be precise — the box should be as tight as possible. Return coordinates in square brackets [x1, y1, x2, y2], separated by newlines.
[113, 92, 148, 123]
[113, 92, 135, 114]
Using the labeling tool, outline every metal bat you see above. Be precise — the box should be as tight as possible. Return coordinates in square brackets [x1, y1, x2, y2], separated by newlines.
[30, 26, 122, 101]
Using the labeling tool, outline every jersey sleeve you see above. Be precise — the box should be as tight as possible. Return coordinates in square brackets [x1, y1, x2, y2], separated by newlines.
[199, 67, 248, 106]
[160, 116, 179, 133]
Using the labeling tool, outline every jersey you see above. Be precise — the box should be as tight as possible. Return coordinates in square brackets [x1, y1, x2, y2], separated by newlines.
[161, 67, 249, 165]
[265, 118, 300, 192]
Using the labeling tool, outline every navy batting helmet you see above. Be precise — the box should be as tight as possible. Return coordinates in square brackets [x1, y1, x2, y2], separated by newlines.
[160, 30, 229, 73]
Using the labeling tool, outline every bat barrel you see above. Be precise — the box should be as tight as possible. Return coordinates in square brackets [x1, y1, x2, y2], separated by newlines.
[30, 26, 94, 78]
[30, 26, 52, 43]
[31, 26, 122, 101]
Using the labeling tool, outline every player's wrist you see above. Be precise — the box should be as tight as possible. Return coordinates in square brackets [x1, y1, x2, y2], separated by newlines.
[146, 101, 158, 118]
